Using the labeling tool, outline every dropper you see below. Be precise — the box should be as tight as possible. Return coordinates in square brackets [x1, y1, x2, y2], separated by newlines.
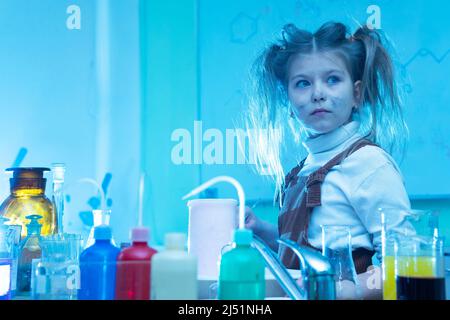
[138, 172, 145, 227]
[129, 172, 149, 244]
[52, 163, 66, 235]
[182, 176, 246, 229]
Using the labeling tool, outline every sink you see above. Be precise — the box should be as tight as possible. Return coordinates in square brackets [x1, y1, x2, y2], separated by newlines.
[197, 268, 301, 299]
[265, 268, 301, 298]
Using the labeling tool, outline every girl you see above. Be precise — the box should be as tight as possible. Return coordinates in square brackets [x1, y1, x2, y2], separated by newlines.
[244, 22, 411, 299]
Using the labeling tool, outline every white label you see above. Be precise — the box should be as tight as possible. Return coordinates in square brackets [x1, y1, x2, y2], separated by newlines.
[0, 264, 11, 296]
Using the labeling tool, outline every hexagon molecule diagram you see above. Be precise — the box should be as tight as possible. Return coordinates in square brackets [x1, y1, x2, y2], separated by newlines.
[230, 12, 258, 44]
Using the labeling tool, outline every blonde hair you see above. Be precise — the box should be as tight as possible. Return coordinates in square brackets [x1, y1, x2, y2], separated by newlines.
[244, 22, 409, 202]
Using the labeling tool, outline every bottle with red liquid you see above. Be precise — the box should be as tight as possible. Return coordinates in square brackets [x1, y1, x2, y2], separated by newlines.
[115, 226, 157, 300]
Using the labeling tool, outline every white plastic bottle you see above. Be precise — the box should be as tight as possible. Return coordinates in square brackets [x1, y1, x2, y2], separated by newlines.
[151, 233, 198, 300]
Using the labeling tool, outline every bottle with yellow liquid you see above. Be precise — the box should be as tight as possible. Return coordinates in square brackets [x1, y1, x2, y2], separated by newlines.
[0, 168, 56, 238]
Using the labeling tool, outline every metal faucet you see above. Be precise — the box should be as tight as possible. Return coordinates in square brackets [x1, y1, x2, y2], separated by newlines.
[252, 235, 336, 300]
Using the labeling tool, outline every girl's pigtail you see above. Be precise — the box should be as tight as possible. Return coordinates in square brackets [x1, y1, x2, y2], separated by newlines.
[353, 27, 408, 158]
[244, 45, 287, 198]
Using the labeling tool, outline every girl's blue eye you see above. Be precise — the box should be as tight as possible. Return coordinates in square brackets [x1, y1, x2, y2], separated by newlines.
[296, 80, 310, 88]
[327, 76, 340, 85]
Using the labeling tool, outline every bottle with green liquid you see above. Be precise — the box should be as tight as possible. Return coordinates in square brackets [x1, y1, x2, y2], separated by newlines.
[218, 229, 265, 300]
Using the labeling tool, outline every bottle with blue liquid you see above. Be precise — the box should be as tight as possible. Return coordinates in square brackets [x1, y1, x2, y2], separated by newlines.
[78, 225, 120, 300]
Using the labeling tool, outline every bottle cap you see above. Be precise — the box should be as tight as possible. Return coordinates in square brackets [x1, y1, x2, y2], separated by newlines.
[131, 226, 149, 242]
[94, 225, 112, 240]
[26, 215, 42, 227]
[165, 233, 186, 250]
[6, 167, 50, 191]
[6, 167, 50, 178]
[233, 229, 253, 246]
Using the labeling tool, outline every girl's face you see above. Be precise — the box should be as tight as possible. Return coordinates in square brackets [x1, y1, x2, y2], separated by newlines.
[287, 51, 361, 137]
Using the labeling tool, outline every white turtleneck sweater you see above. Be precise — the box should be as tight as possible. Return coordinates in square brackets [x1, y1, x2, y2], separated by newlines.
[299, 121, 411, 261]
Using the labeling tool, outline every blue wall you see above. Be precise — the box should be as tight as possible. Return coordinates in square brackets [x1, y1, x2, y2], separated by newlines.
[198, 0, 450, 199]
[0, 0, 141, 244]
[196, 0, 450, 242]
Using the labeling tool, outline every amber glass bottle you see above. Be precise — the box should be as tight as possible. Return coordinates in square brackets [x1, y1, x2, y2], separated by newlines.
[0, 168, 56, 238]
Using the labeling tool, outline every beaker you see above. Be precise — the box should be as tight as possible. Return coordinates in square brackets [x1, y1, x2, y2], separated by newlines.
[379, 208, 439, 300]
[187, 199, 237, 278]
[32, 234, 81, 300]
[321, 225, 361, 299]
[41, 234, 82, 263]
[31, 259, 80, 300]
[396, 235, 445, 300]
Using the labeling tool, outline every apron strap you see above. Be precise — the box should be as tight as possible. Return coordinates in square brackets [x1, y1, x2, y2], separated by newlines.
[305, 139, 378, 208]
[279, 138, 378, 272]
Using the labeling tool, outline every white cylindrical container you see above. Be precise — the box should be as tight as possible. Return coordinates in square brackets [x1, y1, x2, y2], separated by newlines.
[187, 199, 237, 278]
[151, 233, 197, 300]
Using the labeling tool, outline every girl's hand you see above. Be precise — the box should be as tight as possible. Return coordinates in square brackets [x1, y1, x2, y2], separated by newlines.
[244, 206, 261, 230]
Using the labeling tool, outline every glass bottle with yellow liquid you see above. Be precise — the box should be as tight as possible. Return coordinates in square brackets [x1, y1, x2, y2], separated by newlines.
[0, 168, 56, 238]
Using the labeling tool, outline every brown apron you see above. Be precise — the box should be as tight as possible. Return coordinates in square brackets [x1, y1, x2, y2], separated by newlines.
[278, 138, 377, 274]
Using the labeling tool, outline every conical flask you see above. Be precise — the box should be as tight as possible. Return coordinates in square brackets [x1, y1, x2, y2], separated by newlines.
[84, 209, 116, 249]
[321, 225, 361, 299]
